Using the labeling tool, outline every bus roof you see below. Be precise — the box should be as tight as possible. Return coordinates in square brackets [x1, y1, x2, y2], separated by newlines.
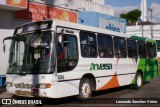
[52, 19, 129, 38]
[14, 19, 156, 43]
[130, 35, 156, 43]
[14, 19, 131, 38]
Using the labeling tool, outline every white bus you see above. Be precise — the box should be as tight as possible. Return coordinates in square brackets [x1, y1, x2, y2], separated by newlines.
[4, 20, 158, 101]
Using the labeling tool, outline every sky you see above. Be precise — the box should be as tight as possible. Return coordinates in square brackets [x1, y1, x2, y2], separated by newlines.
[105, 0, 160, 23]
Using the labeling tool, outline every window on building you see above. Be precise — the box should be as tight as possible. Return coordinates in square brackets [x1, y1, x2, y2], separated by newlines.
[147, 43, 157, 58]
[97, 34, 114, 58]
[114, 37, 127, 58]
[57, 34, 78, 72]
[127, 39, 138, 58]
[80, 31, 97, 57]
[138, 41, 147, 58]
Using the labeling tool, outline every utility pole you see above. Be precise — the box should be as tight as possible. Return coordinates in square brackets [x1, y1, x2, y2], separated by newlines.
[138, 18, 144, 37]
[148, 8, 153, 38]
[141, 23, 144, 37]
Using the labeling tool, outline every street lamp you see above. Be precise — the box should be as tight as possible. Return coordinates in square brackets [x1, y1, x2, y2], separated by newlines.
[148, 8, 153, 38]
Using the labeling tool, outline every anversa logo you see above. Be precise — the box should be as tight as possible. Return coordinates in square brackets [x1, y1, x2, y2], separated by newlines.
[90, 63, 112, 71]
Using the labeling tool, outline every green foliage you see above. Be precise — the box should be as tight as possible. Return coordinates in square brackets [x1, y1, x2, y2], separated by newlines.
[120, 9, 141, 22]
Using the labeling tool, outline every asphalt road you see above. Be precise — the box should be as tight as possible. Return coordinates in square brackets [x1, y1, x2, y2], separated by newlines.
[0, 71, 160, 107]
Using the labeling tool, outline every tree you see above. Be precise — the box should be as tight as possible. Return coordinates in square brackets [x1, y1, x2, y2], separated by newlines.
[120, 9, 141, 22]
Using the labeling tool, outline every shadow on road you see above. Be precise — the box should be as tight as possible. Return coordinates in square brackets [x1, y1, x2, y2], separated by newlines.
[92, 85, 131, 97]
[92, 81, 150, 98]
[143, 81, 150, 85]
[0, 86, 6, 94]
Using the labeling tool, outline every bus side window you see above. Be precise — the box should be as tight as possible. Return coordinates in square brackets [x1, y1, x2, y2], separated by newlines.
[127, 39, 138, 58]
[147, 43, 157, 58]
[153, 43, 157, 57]
[57, 34, 78, 72]
[147, 43, 153, 58]
[57, 41, 63, 60]
[80, 31, 97, 58]
[114, 37, 127, 58]
[97, 34, 114, 58]
[138, 41, 147, 58]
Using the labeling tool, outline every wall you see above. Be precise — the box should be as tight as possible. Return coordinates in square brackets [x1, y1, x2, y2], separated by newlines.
[30, 0, 114, 16]
[0, 10, 13, 75]
[0, 9, 30, 75]
[127, 24, 160, 39]
[0, 29, 13, 75]
[91, 0, 105, 5]
[0, 9, 13, 29]
[0, 0, 27, 10]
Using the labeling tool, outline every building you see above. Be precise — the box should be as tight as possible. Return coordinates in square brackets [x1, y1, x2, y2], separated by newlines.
[0, 0, 126, 86]
[91, 0, 105, 5]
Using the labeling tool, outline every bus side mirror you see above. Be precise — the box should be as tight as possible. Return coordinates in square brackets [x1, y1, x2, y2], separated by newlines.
[3, 36, 15, 53]
[3, 44, 6, 53]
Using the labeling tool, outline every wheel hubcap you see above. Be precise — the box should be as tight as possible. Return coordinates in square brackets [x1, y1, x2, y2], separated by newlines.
[81, 82, 91, 98]
[137, 75, 142, 87]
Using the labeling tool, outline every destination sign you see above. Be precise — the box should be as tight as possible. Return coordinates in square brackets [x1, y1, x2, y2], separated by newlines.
[14, 20, 53, 35]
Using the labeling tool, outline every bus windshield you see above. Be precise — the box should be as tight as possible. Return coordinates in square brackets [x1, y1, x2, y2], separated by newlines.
[7, 31, 54, 74]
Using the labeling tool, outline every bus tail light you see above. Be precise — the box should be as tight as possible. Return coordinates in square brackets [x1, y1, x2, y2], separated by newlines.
[6, 82, 13, 87]
[35, 83, 51, 89]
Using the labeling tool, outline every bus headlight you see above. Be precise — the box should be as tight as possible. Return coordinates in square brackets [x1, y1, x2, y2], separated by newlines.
[35, 83, 51, 89]
[6, 82, 13, 87]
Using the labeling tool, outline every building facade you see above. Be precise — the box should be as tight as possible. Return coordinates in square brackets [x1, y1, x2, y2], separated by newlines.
[26, 0, 113, 16]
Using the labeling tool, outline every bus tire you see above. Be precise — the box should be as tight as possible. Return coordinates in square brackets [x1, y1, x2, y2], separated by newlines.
[77, 78, 92, 102]
[133, 72, 143, 90]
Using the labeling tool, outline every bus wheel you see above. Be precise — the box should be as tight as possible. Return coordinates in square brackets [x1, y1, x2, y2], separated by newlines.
[133, 72, 143, 90]
[78, 78, 92, 102]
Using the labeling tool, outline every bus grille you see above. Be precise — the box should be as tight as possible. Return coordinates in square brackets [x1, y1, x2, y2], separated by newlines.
[15, 90, 33, 96]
